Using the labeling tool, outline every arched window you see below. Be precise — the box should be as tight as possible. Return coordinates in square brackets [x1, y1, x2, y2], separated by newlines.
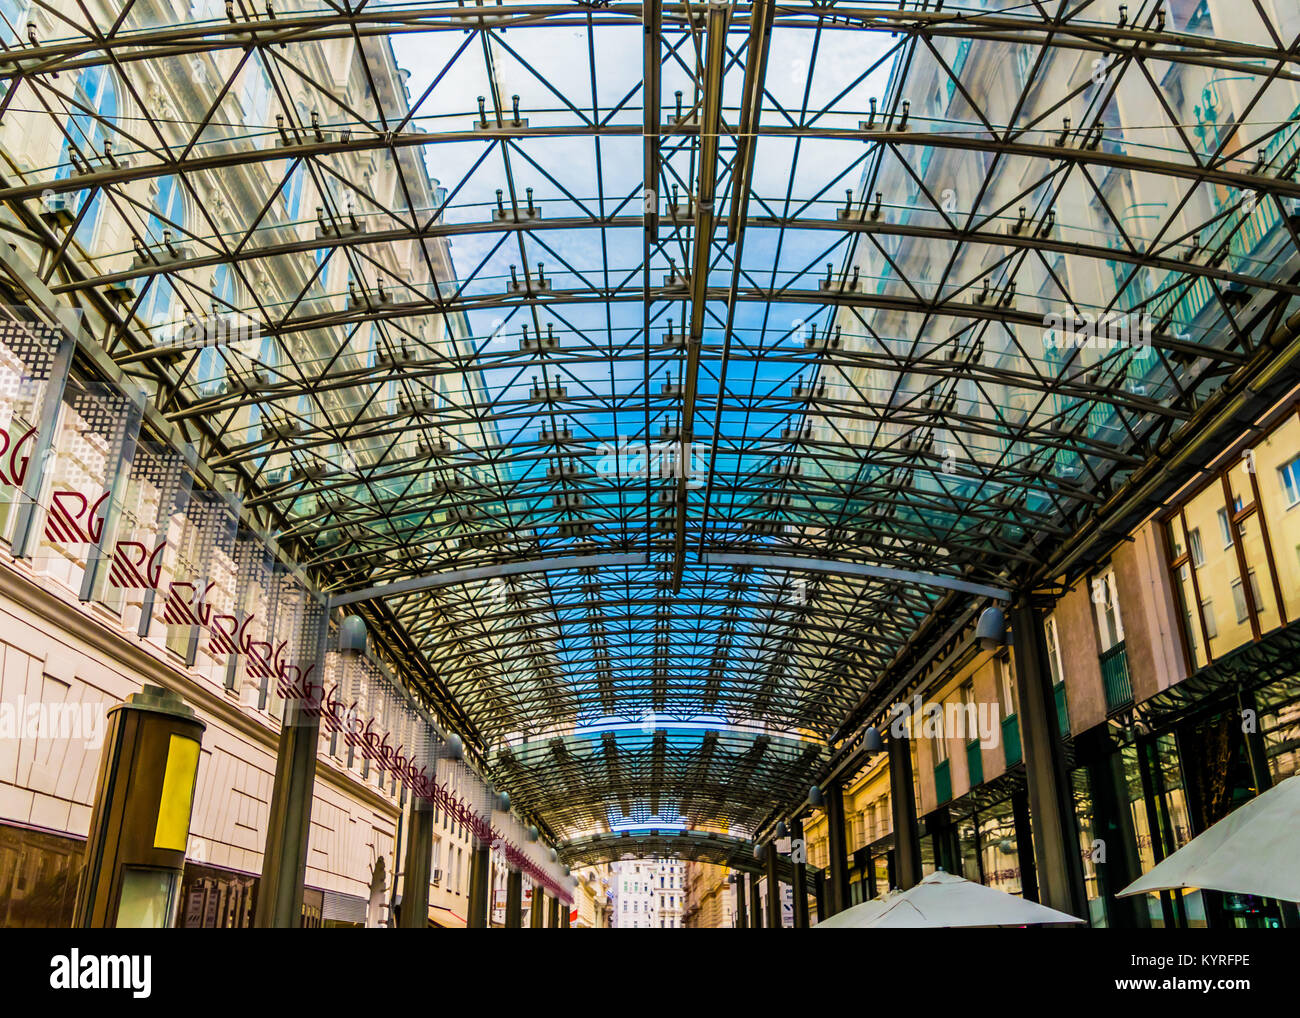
[282, 100, 311, 222]
[53, 64, 119, 245]
[0, 0, 28, 46]
[194, 265, 234, 397]
[138, 175, 185, 335]
[240, 57, 271, 126]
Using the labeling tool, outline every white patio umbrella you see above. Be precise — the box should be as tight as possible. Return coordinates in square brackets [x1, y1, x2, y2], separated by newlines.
[1118, 774, 1300, 903]
[812, 891, 895, 928]
[815, 871, 1083, 928]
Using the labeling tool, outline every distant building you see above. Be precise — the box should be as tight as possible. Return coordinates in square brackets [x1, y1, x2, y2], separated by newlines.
[682, 861, 737, 928]
[572, 866, 613, 928]
[610, 858, 684, 928]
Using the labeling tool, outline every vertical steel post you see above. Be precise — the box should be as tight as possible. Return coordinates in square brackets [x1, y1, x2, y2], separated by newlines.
[888, 725, 923, 890]
[824, 779, 850, 915]
[399, 801, 434, 928]
[764, 842, 782, 928]
[1011, 599, 1088, 919]
[790, 816, 810, 928]
[467, 842, 490, 928]
[505, 868, 523, 929]
[254, 604, 329, 928]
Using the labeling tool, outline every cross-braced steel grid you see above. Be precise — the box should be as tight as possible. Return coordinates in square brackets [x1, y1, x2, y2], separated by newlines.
[4, 0, 1300, 855]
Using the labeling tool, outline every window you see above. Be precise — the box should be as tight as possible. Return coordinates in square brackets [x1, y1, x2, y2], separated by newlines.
[1044, 616, 1065, 685]
[1201, 598, 1218, 639]
[1280, 455, 1300, 507]
[960, 682, 978, 743]
[1231, 578, 1248, 624]
[240, 59, 272, 125]
[0, 0, 29, 46]
[1188, 526, 1205, 566]
[55, 65, 119, 245]
[1211, 509, 1232, 548]
[933, 702, 948, 762]
[995, 655, 1017, 717]
[1091, 568, 1125, 651]
[139, 176, 185, 333]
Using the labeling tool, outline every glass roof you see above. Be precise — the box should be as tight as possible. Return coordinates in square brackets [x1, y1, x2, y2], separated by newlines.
[4, 0, 1299, 849]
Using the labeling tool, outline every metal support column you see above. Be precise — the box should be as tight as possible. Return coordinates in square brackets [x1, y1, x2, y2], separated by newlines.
[749, 872, 763, 928]
[888, 726, 923, 890]
[560, 897, 571, 928]
[733, 873, 747, 928]
[764, 842, 782, 928]
[548, 894, 560, 928]
[790, 816, 810, 928]
[467, 843, 490, 928]
[505, 869, 523, 929]
[399, 802, 434, 928]
[254, 614, 328, 928]
[1011, 786, 1039, 903]
[530, 886, 544, 928]
[824, 779, 851, 915]
[1011, 599, 1088, 919]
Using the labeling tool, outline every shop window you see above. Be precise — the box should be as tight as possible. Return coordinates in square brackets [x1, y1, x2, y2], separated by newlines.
[0, 824, 83, 928]
[178, 864, 256, 928]
[976, 800, 1021, 897]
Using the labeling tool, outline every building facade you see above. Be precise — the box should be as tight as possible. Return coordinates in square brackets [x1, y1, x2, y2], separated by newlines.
[802, 398, 1300, 928]
[0, 0, 507, 929]
[682, 861, 737, 928]
[788, 0, 1300, 930]
[610, 858, 684, 929]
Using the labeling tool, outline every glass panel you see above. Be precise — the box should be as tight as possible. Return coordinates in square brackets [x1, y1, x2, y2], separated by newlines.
[116, 868, 180, 929]
[1071, 768, 1106, 928]
[956, 818, 980, 884]
[976, 800, 1021, 896]
[0, 823, 83, 928]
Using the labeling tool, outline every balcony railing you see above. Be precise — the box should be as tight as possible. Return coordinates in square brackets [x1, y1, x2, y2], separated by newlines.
[934, 759, 952, 804]
[1100, 640, 1134, 712]
[965, 740, 983, 788]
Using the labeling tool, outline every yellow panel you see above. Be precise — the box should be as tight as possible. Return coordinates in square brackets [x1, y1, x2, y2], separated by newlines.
[154, 734, 200, 851]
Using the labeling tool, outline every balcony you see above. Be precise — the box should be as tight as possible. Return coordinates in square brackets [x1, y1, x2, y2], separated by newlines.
[934, 759, 952, 804]
[965, 740, 983, 788]
[1002, 714, 1022, 766]
[1100, 641, 1134, 712]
